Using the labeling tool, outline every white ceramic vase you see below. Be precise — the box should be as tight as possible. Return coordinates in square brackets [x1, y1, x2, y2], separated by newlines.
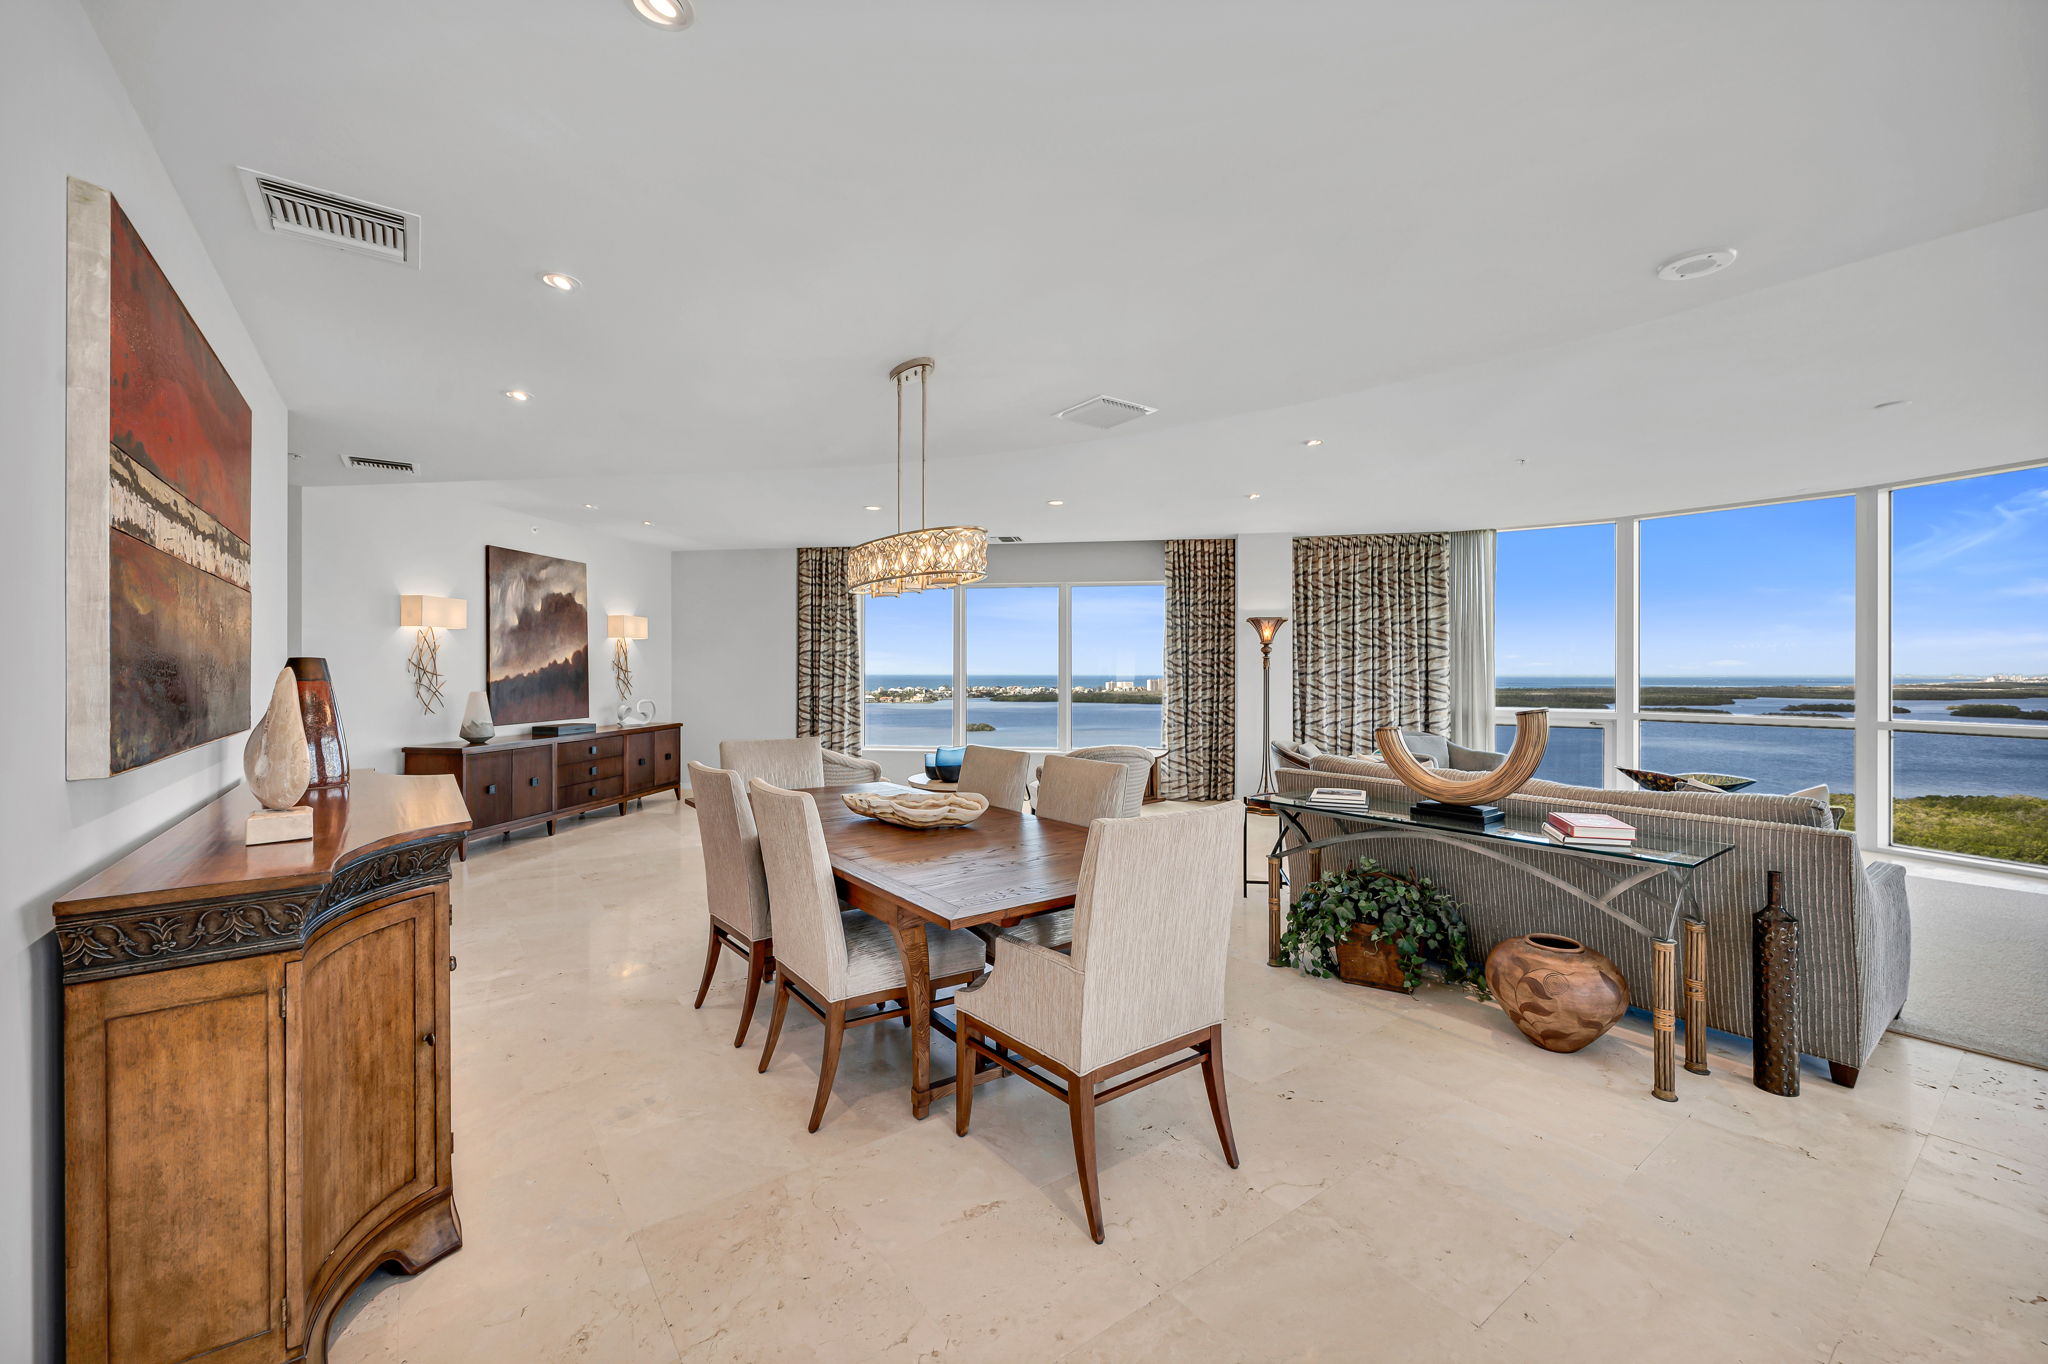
[459, 691, 495, 744]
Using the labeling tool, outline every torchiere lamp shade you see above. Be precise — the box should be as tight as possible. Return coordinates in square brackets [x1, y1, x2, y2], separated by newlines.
[607, 614, 650, 640]
[1247, 616, 1287, 646]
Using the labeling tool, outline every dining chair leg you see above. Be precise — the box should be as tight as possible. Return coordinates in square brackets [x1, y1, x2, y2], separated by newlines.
[1199, 1028, 1240, 1169]
[691, 922, 722, 1010]
[757, 979, 792, 1074]
[808, 1001, 848, 1134]
[1067, 1082, 1105, 1244]
[733, 946, 769, 1048]
[955, 1022, 978, 1138]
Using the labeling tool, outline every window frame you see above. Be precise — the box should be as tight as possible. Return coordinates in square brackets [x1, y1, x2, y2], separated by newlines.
[1493, 459, 2048, 879]
[862, 577, 1166, 755]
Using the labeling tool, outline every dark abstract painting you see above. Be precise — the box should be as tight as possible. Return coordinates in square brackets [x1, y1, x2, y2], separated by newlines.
[67, 178, 253, 778]
[486, 546, 589, 724]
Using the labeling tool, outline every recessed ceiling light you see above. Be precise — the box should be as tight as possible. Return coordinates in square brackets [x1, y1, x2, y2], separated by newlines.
[1656, 248, 1738, 281]
[1247, 493, 1262, 500]
[1873, 399, 1912, 410]
[642, 520, 653, 526]
[1302, 439, 1322, 447]
[1047, 500, 1065, 506]
[583, 503, 597, 509]
[540, 272, 580, 292]
[863, 505, 883, 511]
[503, 389, 531, 402]
[630, 0, 694, 29]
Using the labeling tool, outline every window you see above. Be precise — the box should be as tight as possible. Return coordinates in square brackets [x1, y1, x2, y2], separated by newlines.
[1072, 585, 1166, 748]
[1892, 732, 2048, 866]
[965, 587, 1059, 748]
[1489, 465, 2047, 870]
[1495, 524, 1615, 710]
[1640, 497, 1855, 715]
[862, 582, 1166, 751]
[860, 589, 954, 750]
[1892, 465, 2048, 725]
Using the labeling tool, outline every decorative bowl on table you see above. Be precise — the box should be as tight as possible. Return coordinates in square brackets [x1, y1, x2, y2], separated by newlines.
[842, 789, 989, 829]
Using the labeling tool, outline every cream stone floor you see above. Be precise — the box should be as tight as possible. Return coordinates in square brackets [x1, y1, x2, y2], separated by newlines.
[327, 797, 2048, 1363]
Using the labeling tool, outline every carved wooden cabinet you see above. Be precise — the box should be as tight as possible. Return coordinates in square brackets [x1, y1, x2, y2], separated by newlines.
[55, 774, 470, 1364]
[402, 721, 683, 855]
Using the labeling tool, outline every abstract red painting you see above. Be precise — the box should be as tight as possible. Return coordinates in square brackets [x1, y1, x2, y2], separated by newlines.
[67, 179, 253, 777]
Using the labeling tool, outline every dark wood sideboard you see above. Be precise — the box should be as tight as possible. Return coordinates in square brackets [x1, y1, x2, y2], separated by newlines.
[401, 721, 683, 855]
[54, 773, 471, 1364]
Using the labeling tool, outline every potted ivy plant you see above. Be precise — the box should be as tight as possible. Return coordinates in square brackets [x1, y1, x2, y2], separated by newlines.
[1279, 859, 1490, 997]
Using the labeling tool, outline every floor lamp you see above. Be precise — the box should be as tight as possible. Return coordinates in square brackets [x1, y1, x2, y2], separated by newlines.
[1246, 616, 1287, 792]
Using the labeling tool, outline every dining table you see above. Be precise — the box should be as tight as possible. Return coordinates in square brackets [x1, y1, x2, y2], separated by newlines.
[798, 781, 1090, 1119]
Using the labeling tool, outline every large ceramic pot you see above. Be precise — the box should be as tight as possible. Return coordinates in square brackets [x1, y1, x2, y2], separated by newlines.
[1484, 933, 1629, 1053]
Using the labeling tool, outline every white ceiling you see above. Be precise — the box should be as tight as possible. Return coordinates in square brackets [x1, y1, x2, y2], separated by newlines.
[85, 0, 2048, 549]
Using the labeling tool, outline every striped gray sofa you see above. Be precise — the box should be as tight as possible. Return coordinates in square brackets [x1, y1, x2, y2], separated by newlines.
[1275, 758, 1912, 1085]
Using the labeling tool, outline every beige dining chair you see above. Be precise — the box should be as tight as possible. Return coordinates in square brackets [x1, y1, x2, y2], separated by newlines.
[1033, 753, 1126, 826]
[687, 762, 777, 1046]
[748, 779, 990, 1132]
[1064, 745, 1156, 817]
[957, 744, 1033, 812]
[953, 801, 1243, 1242]
[718, 736, 882, 788]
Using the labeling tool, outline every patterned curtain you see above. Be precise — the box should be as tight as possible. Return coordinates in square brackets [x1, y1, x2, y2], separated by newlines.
[1292, 533, 1451, 755]
[1161, 538, 1236, 800]
[795, 547, 863, 755]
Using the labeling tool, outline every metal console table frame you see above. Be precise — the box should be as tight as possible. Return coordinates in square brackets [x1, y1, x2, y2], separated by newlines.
[1256, 791, 1734, 1103]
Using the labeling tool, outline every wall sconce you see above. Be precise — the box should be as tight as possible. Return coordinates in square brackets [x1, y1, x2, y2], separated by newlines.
[400, 594, 468, 714]
[608, 614, 649, 698]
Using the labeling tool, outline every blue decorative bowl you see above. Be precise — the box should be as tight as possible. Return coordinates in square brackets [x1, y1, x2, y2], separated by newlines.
[924, 745, 965, 783]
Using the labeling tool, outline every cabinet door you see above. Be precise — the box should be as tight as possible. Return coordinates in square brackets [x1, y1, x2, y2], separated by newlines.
[65, 954, 289, 1364]
[624, 731, 657, 794]
[651, 728, 681, 789]
[510, 745, 554, 819]
[295, 895, 441, 1310]
[465, 751, 514, 830]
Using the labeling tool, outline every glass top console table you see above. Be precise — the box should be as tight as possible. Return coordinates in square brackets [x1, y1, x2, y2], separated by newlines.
[1251, 790, 1734, 1102]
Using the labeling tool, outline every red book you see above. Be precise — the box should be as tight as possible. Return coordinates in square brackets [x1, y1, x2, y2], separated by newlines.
[1545, 811, 1636, 841]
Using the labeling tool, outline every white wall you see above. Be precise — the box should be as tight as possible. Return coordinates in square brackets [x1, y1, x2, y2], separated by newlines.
[672, 547, 796, 775]
[0, 2, 289, 1354]
[296, 484, 675, 775]
[1235, 533, 1295, 796]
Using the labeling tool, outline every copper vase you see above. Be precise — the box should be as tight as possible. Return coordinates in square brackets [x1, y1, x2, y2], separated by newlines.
[286, 657, 349, 788]
[1485, 933, 1630, 1053]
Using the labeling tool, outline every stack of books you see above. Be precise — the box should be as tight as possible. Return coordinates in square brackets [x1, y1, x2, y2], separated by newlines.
[1543, 811, 1637, 847]
[1308, 787, 1374, 813]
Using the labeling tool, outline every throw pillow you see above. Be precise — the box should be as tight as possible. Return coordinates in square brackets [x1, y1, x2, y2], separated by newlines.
[1297, 739, 1323, 759]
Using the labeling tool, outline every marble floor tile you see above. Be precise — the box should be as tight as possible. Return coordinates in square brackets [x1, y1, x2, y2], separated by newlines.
[320, 796, 2045, 1364]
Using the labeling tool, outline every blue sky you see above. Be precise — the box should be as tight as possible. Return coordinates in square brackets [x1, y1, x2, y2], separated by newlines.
[864, 584, 1165, 678]
[1497, 466, 2048, 679]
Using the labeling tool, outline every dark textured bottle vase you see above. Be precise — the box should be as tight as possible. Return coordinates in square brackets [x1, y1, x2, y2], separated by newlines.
[1752, 870, 1801, 1097]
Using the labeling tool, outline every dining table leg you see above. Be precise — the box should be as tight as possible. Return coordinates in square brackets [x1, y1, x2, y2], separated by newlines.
[883, 910, 938, 1119]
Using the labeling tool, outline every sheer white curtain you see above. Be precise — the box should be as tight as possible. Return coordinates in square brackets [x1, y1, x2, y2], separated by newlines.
[1448, 530, 1496, 753]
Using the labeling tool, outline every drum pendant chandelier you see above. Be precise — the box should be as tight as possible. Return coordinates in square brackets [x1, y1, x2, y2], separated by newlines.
[847, 358, 988, 598]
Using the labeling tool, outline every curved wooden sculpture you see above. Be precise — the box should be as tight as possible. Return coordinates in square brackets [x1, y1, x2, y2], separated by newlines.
[1374, 710, 1550, 807]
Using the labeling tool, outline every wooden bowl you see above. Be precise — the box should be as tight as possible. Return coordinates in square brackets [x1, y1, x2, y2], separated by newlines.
[841, 789, 990, 829]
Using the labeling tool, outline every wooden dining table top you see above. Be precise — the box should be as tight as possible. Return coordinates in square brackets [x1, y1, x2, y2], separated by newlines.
[800, 782, 1089, 930]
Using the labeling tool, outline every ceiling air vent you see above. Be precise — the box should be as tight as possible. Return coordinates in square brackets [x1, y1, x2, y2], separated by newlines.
[994, 535, 1025, 543]
[339, 454, 418, 475]
[239, 168, 420, 267]
[1053, 395, 1157, 430]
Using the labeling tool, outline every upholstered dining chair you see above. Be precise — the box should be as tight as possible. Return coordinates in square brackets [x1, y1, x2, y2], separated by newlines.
[952, 801, 1243, 1242]
[718, 736, 882, 787]
[957, 744, 1033, 812]
[1032, 753, 1126, 827]
[687, 762, 775, 1047]
[747, 779, 990, 1132]
[1063, 745, 1155, 817]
